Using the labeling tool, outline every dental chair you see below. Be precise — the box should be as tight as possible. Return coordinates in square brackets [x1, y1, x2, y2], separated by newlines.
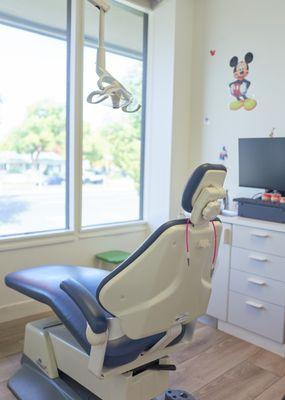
[5, 163, 226, 400]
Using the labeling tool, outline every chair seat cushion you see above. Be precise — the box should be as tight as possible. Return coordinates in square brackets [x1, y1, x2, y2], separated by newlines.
[5, 265, 168, 368]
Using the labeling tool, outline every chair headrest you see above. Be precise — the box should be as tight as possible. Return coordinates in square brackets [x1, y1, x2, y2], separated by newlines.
[182, 164, 227, 224]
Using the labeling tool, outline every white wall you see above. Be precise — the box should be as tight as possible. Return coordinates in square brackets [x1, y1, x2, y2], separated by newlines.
[145, 0, 195, 228]
[169, 0, 194, 219]
[144, 0, 176, 229]
[190, 0, 285, 203]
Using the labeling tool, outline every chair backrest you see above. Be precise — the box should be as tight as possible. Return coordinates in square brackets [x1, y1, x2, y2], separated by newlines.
[97, 164, 227, 340]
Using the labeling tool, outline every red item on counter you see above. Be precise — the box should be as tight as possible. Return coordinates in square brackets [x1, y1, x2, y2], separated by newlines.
[271, 193, 281, 203]
[262, 193, 272, 201]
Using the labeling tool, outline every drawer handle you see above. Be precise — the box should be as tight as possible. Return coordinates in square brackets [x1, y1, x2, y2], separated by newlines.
[251, 231, 270, 238]
[249, 255, 268, 262]
[246, 300, 264, 309]
[247, 277, 266, 286]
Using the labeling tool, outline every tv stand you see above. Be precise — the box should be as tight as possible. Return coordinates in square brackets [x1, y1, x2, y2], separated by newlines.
[235, 197, 285, 223]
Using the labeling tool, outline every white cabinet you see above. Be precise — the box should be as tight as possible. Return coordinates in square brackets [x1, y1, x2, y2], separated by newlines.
[231, 247, 285, 282]
[210, 216, 285, 357]
[232, 224, 285, 257]
[207, 223, 231, 321]
[228, 291, 285, 343]
[230, 269, 285, 307]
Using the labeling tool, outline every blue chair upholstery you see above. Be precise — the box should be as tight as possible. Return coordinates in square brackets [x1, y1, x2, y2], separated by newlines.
[5, 266, 110, 354]
[5, 265, 172, 367]
[5, 235, 184, 368]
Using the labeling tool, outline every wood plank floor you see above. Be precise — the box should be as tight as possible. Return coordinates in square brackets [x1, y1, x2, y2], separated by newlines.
[1, 315, 285, 399]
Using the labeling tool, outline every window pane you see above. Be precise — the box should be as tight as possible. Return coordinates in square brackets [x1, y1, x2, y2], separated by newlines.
[0, 2, 68, 237]
[82, 2, 145, 227]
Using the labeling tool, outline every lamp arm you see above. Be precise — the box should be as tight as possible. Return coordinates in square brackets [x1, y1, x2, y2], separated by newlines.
[86, 0, 141, 112]
[87, 0, 110, 12]
[97, 8, 106, 73]
[87, 0, 108, 75]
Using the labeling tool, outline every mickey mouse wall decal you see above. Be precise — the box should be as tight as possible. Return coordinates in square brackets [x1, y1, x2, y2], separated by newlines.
[229, 52, 257, 111]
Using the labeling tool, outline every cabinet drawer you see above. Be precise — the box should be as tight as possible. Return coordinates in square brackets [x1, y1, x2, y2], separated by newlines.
[228, 291, 285, 343]
[231, 247, 285, 282]
[232, 225, 285, 257]
[230, 269, 285, 306]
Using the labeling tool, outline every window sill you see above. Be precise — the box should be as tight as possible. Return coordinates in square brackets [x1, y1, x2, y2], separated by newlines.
[79, 220, 149, 238]
[0, 221, 149, 252]
[0, 230, 75, 252]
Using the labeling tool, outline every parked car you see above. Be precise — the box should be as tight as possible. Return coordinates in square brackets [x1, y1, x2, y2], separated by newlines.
[83, 170, 104, 185]
[43, 174, 65, 186]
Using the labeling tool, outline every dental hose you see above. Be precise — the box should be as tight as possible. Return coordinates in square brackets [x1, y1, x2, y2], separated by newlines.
[185, 218, 191, 266]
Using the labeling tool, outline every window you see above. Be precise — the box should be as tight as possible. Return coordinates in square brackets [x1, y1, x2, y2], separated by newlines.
[82, 1, 146, 227]
[0, 0, 69, 236]
[0, 0, 147, 239]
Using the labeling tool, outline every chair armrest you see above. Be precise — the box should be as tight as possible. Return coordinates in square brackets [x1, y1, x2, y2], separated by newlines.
[60, 278, 108, 334]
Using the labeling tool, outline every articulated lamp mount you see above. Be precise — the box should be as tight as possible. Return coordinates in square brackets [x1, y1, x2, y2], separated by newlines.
[87, 0, 141, 113]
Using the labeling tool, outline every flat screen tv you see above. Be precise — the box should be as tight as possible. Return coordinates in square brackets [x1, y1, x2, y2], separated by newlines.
[239, 138, 285, 193]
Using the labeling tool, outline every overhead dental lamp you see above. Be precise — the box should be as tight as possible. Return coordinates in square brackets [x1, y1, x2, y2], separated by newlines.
[87, 0, 141, 113]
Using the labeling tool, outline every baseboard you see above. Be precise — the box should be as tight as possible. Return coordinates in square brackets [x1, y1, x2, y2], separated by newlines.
[198, 315, 218, 328]
[218, 320, 285, 357]
[0, 300, 49, 323]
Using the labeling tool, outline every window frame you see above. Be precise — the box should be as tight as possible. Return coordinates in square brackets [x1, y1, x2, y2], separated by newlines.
[0, 0, 148, 245]
[0, 1, 71, 237]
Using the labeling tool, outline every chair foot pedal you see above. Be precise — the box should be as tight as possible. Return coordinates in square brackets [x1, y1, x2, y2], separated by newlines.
[164, 389, 197, 400]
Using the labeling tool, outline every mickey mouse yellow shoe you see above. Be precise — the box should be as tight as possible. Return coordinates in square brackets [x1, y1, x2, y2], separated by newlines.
[230, 100, 244, 111]
[244, 98, 257, 111]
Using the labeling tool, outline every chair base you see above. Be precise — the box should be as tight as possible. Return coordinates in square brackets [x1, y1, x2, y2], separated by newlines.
[8, 356, 100, 400]
[164, 390, 196, 399]
[8, 357, 196, 400]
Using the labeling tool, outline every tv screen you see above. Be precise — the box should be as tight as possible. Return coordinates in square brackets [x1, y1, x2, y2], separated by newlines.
[239, 138, 285, 192]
